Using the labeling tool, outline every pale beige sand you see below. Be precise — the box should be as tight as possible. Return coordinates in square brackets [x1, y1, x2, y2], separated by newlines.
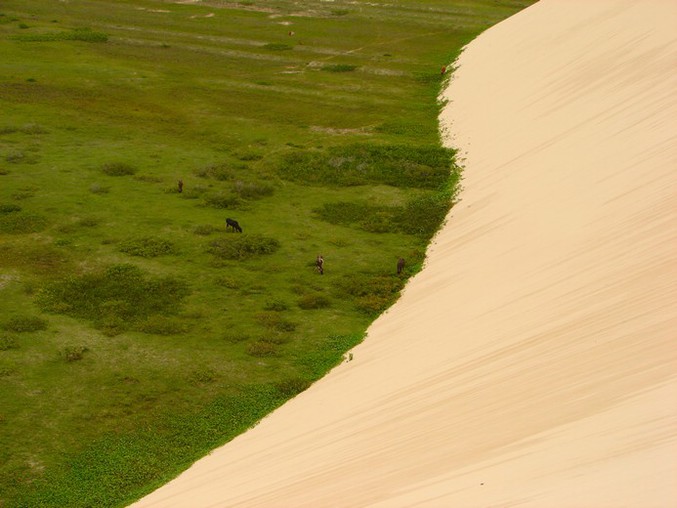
[132, 0, 677, 506]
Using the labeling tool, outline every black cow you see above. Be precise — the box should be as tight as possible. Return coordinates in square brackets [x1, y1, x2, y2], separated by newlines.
[226, 218, 242, 233]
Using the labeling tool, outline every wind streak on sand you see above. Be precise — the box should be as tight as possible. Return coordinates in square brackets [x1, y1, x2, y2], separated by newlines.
[131, 0, 677, 506]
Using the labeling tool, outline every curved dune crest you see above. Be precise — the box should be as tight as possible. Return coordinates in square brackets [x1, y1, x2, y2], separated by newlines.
[132, 0, 677, 506]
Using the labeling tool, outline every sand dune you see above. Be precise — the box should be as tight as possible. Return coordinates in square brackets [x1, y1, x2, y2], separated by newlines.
[131, 0, 677, 506]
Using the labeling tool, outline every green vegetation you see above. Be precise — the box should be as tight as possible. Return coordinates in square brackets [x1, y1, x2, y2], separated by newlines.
[0, 0, 534, 506]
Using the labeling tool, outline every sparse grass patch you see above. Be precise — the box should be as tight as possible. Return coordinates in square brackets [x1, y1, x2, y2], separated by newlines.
[137, 316, 187, 335]
[204, 191, 242, 209]
[193, 224, 219, 236]
[322, 64, 357, 72]
[0, 212, 47, 234]
[336, 273, 404, 315]
[256, 312, 297, 332]
[232, 180, 274, 200]
[89, 183, 110, 194]
[262, 43, 292, 51]
[0, 335, 19, 351]
[14, 27, 108, 42]
[246, 340, 280, 357]
[298, 293, 331, 309]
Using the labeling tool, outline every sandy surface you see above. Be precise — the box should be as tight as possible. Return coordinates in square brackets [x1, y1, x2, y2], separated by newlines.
[131, 0, 677, 506]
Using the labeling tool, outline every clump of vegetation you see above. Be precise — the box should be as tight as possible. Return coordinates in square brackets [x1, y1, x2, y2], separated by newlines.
[60, 345, 89, 362]
[89, 183, 110, 194]
[137, 316, 187, 335]
[263, 299, 288, 311]
[119, 237, 175, 257]
[101, 162, 137, 176]
[263, 43, 292, 51]
[195, 162, 232, 181]
[277, 143, 455, 188]
[208, 234, 280, 260]
[232, 180, 274, 200]
[3, 315, 48, 333]
[204, 191, 242, 209]
[256, 312, 296, 332]
[193, 224, 219, 236]
[298, 293, 331, 309]
[274, 377, 310, 398]
[335, 273, 404, 314]
[14, 28, 108, 43]
[0, 335, 19, 351]
[37, 264, 189, 334]
[0, 203, 21, 213]
[322, 64, 357, 72]
[246, 340, 280, 357]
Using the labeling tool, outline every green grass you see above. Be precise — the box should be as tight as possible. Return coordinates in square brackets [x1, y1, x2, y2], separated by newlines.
[0, 0, 534, 506]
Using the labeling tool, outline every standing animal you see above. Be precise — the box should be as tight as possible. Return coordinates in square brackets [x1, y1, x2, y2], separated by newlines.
[226, 218, 242, 233]
[397, 257, 405, 275]
[178, 179, 184, 193]
[316, 255, 324, 275]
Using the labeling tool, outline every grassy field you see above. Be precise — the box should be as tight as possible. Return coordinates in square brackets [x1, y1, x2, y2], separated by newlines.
[0, 1, 533, 506]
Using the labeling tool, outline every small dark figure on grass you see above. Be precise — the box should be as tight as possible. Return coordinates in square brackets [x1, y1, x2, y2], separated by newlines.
[226, 218, 242, 233]
[397, 257, 405, 275]
[441, 65, 447, 75]
[316, 255, 324, 275]
[178, 179, 184, 193]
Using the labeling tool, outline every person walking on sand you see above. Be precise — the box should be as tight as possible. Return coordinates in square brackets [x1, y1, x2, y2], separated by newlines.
[316, 255, 324, 275]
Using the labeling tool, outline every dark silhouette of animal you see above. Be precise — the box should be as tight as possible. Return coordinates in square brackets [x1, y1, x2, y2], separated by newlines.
[316, 255, 324, 275]
[178, 179, 184, 193]
[441, 65, 447, 75]
[226, 218, 242, 233]
[397, 257, 405, 275]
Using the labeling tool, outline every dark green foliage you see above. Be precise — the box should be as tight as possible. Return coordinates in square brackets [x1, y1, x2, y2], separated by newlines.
[0, 203, 21, 213]
[195, 163, 232, 181]
[396, 192, 452, 237]
[60, 345, 89, 362]
[263, 43, 292, 51]
[0, 335, 19, 350]
[203, 192, 242, 209]
[277, 143, 455, 188]
[314, 201, 400, 234]
[298, 293, 331, 309]
[322, 64, 358, 72]
[263, 299, 288, 311]
[274, 378, 311, 398]
[193, 224, 219, 236]
[102, 162, 137, 176]
[3, 315, 48, 332]
[208, 234, 280, 260]
[246, 340, 280, 357]
[137, 316, 187, 336]
[37, 264, 189, 334]
[13, 28, 108, 42]
[336, 273, 404, 314]
[119, 237, 175, 258]
[0, 212, 46, 234]
[232, 180, 274, 200]
[256, 312, 297, 332]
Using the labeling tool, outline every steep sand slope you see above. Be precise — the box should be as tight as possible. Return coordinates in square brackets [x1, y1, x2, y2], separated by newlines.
[132, 0, 677, 505]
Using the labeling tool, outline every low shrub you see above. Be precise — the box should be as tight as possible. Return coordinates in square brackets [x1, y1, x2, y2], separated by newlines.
[60, 345, 89, 362]
[101, 162, 137, 176]
[275, 378, 311, 398]
[246, 340, 279, 357]
[193, 224, 219, 236]
[298, 293, 331, 309]
[322, 64, 357, 72]
[136, 316, 187, 335]
[38, 264, 189, 334]
[256, 312, 297, 332]
[208, 234, 280, 260]
[204, 192, 242, 209]
[3, 315, 48, 333]
[263, 43, 292, 51]
[335, 273, 404, 315]
[232, 180, 274, 200]
[0, 203, 21, 213]
[263, 299, 288, 312]
[119, 237, 175, 257]
[89, 183, 110, 194]
[194, 163, 232, 181]
[0, 335, 19, 351]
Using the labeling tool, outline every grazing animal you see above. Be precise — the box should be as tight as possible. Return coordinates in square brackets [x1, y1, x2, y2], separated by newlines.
[226, 218, 242, 233]
[316, 255, 324, 275]
[178, 179, 184, 193]
[397, 257, 405, 275]
[441, 65, 447, 75]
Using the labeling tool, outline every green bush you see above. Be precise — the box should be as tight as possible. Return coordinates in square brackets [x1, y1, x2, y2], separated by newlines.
[0, 335, 19, 351]
[277, 143, 455, 189]
[322, 64, 357, 72]
[119, 237, 175, 257]
[3, 315, 48, 333]
[0, 203, 21, 213]
[246, 340, 280, 357]
[275, 378, 311, 398]
[38, 264, 189, 334]
[336, 273, 403, 314]
[208, 234, 280, 260]
[101, 162, 137, 176]
[256, 312, 297, 332]
[263, 299, 288, 311]
[193, 224, 219, 236]
[60, 345, 89, 362]
[14, 28, 108, 43]
[298, 293, 331, 309]
[232, 180, 274, 200]
[204, 192, 242, 209]
[136, 316, 187, 335]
